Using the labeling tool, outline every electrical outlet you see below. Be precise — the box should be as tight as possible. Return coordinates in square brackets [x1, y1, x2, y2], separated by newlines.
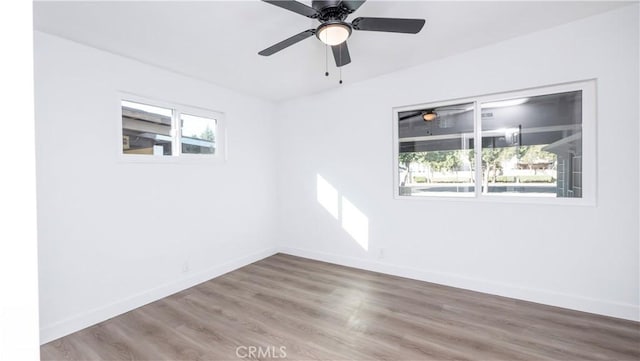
[182, 261, 190, 274]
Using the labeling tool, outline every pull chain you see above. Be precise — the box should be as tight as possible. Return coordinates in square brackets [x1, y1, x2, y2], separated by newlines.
[325, 45, 329, 76]
[324, 35, 329, 76]
[339, 45, 343, 84]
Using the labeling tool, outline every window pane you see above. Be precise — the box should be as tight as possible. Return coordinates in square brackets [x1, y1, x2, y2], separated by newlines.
[180, 113, 216, 155]
[398, 102, 475, 196]
[480, 91, 582, 197]
[121, 100, 173, 156]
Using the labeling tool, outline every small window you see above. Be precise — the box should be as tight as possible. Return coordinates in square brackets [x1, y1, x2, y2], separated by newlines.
[394, 80, 595, 204]
[120, 96, 223, 160]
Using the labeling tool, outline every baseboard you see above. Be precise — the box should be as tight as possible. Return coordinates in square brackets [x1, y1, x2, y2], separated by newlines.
[278, 246, 640, 322]
[39, 247, 279, 345]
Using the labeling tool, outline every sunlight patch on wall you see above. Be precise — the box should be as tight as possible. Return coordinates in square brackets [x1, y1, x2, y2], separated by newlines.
[316, 174, 369, 251]
[316, 174, 339, 219]
[341, 196, 369, 251]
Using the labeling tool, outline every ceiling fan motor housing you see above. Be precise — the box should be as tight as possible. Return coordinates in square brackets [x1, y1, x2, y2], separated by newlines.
[312, 0, 356, 21]
[312, 0, 356, 44]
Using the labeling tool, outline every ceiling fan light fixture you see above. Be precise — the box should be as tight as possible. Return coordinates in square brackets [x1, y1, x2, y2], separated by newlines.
[317, 22, 352, 46]
[423, 111, 437, 122]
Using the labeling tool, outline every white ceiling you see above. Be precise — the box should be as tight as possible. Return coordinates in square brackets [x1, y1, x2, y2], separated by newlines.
[34, 1, 629, 102]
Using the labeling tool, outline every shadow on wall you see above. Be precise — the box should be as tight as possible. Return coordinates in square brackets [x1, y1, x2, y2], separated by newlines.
[316, 174, 369, 251]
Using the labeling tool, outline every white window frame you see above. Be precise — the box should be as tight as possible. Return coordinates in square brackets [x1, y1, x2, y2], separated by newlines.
[392, 79, 597, 206]
[117, 92, 226, 164]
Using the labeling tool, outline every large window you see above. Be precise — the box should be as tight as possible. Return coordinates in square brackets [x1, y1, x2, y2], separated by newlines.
[394, 81, 595, 204]
[121, 96, 223, 160]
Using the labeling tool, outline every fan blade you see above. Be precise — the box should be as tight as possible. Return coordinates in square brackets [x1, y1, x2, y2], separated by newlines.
[259, 29, 315, 56]
[262, 0, 319, 18]
[340, 0, 366, 13]
[331, 42, 351, 67]
[352, 17, 426, 34]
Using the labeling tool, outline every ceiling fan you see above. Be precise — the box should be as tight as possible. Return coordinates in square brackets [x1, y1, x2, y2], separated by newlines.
[258, 0, 426, 68]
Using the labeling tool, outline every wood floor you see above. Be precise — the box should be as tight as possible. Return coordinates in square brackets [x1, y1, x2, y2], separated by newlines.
[41, 254, 640, 361]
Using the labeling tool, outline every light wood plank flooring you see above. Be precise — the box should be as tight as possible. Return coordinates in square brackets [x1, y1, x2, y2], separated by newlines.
[41, 254, 640, 360]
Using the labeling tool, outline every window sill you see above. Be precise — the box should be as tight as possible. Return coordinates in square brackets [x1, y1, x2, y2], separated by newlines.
[117, 154, 225, 165]
[394, 193, 596, 207]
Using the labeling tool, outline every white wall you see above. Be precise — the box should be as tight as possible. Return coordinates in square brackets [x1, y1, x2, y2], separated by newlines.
[276, 5, 639, 321]
[34, 32, 279, 343]
[0, 1, 40, 359]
